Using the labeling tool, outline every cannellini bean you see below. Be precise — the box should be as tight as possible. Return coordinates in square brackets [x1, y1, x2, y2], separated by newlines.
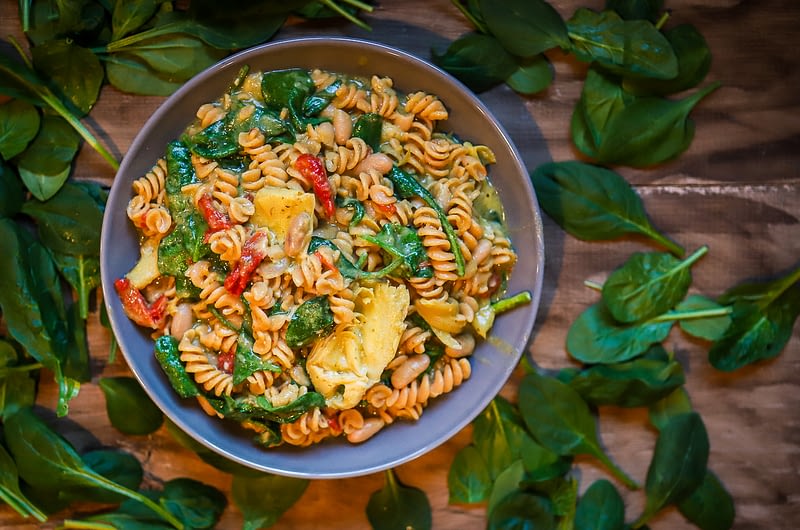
[284, 212, 313, 257]
[472, 239, 493, 265]
[347, 417, 385, 444]
[445, 333, 476, 358]
[315, 121, 335, 147]
[333, 108, 352, 145]
[354, 153, 393, 176]
[391, 354, 431, 389]
[170, 303, 194, 339]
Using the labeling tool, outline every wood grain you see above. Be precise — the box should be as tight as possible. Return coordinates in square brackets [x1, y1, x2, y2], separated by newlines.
[1, 0, 798, 528]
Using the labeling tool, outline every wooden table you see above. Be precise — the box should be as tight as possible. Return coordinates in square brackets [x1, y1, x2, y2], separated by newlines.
[1, 1, 798, 528]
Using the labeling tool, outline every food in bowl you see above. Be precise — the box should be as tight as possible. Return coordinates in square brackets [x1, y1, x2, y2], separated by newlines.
[114, 64, 524, 449]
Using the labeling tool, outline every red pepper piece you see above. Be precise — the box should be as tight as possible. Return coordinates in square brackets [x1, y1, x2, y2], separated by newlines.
[197, 193, 233, 234]
[114, 277, 167, 329]
[373, 201, 397, 216]
[294, 153, 335, 219]
[217, 349, 235, 374]
[326, 412, 342, 436]
[224, 231, 269, 296]
[314, 249, 338, 274]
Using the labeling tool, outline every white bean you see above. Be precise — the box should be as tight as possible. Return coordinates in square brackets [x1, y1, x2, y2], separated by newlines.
[391, 354, 431, 389]
[284, 212, 313, 257]
[354, 153, 393, 176]
[333, 108, 352, 145]
[445, 333, 476, 358]
[170, 303, 194, 339]
[347, 417, 385, 444]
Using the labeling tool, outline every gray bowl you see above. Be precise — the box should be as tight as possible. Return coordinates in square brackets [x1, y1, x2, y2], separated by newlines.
[100, 36, 545, 478]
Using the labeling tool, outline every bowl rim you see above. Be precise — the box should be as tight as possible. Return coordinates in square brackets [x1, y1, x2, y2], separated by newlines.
[100, 35, 545, 478]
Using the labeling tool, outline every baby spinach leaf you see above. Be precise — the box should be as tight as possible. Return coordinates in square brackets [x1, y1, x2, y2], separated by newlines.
[559, 347, 685, 408]
[352, 113, 383, 152]
[634, 412, 709, 527]
[232, 333, 281, 386]
[602, 246, 707, 323]
[676, 295, 732, 341]
[0, 442, 47, 523]
[99, 376, 164, 435]
[208, 392, 326, 424]
[574, 478, 625, 530]
[478, 0, 569, 58]
[566, 303, 673, 364]
[506, 54, 554, 95]
[566, 8, 677, 79]
[530, 161, 683, 255]
[302, 77, 340, 116]
[15, 115, 80, 201]
[22, 0, 101, 46]
[107, 34, 227, 82]
[111, 0, 160, 41]
[362, 223, 433, 279]
[285, 296, 336, 348]
[159, 478, 226, 530]
[232, 473, 308, 530]
[473, 397, 535, 479]
[648, 386, 693, 431]
[596, 82, 720, 167]
[432, 32, 518, 93]
[64, 302, 91, 383]
[518, 371, 638, 489]
[488, 490, 556, 530]
[185, 0, 299, 48]
[487, 459, 526, 517]
[52, 253, 101, 320]
[677, 469, 735, 530]
[605, 0, 664, 22]
[0, 161, 25, 218]
[70, 511, 173, 529]
[105, 53, 186, 96]
[624, 24, 712, 96]
[31, 39, 103, 116]
[154, 336, 199, 398]
[0, 99, 40, 160]
[571, 68, 634, 158]
[58, 449, 145, 505]
[367, 468, 432, 530]
[261, 68, 315, 130]
[709, 265, 800, 371]
[448, 444, 492, 504]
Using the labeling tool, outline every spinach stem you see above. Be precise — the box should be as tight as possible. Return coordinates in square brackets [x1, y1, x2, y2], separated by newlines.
[584, 279, 603, 291]
[338, 0, 374, 13]
[647, 229, 684, 257]
[85, 473, 184, 530]
[19, 0, 31, 32]
[0, 489, 47, 522]
[318, 0, 372, 31]
[681, 245, 709, 269]
[60, 521, 115, 530]
[491, 291, 532, 314]
[450, 0, 489, 34]
[595, 451, 639, 490]
[651, 306, 732, 323]
[655, 11, 671, 31]
[0, 362, 43, 377]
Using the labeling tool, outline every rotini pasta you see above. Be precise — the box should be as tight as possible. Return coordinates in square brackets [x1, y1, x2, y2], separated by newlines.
[115, 65, 520, 450]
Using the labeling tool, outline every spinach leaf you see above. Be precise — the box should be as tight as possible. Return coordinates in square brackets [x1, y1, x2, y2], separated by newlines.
[352, 112, 383, 152]
[154, 335, 199, 398]
[488, 490, 556, 530]
[64, 302, 91, 383]
[571, 68, 634, 159]
[675, 295, 732, 341]
[605, 0, 664, 22]
[648, 386, 693, 431]
[185, 0, 299, 48]
[0, 352, 38, 422]
[477, 0, 569, 58]
[31, 39, 103, 116]
[285, 296, 336, 348]
[0, 220, 79, 416]
[530, 161, 683, 255]
[15, 115, 80, 201]
[58, 449, 144, 505]
[99, 376, 164, 435]
[677, 469, 735, 530]
[566, 8, 677, 80]
[231, 473, 308, 530]
[0, 443, 46, 522]
[0, 161, 25, 218]
[448, 444, 492, 504]
[261, 68, 316, 131]
[518, 371, 637, 489]
[624, 24, 712, 96]
[159, 478, 227, 530]
[566, 303, 673, 364]
[595, 82, 720, 167]
[432, 33, 518, 93]
[709, 265, 800, 371]
[386, 165, 465, 275]
[602, 246, 707, 323]
[574, 478, 625, 530]
[4, 407, 184, 529]
[634, 412, 709, 527]
[232, 332, 281, 386]
[0, 99, 40, 159]
[506, 53, 554, 95]
[111, 0, 160, 41]
[50, 253, 101, 320]
[362, 223, 433, 279]
[367, 468, 432, 530]
[207, 392, 326, 424]
[558, 345, 685, 408]
[105, 52, 187, 96]
[22, 0, 102, 46]
[335, 196, 365, 227]
[487, 459, 525, 517]
[302, 78, 341, 116]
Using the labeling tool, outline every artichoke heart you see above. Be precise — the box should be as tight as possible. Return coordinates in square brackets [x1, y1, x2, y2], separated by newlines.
[306, 282, 410, 409]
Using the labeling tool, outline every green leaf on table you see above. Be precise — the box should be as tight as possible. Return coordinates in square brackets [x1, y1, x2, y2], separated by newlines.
[232, 473, 309, 530]
[448, 444, 492, 504]
[487, 459, 525, 516]
[566, 8, 677, 79]
[64, 302, 91, 383]
[31, 39, 104, 116]
[99, 376, 164, 435]
[506, 54, 554, 95]
[0, 99, 40, 160]
[111, 0, 160, 41]
[575, 478, 625, 530]
[0, 161, 25, 217]
[709, 265, 800, 371]
[22, 0, 104, 46]
[602, 246, 707, 323]
[566, 303, 673, 364]
[107, 34, 227, 82]
[594, 82, 720, 167]
[648, 386, 693, 431]
[677, 469, 735, 530]
[571, 67, 634, 159]
[624, 24, 712, 96]
[518, 371, 637, 489]
[478, 0, 569, 58]
[605, 0, 664, 22]
[184, 0, 295, 49]
[676, 294, 732, 341]
[367, 468, 432, 530]
[0, 47, 42, 105]
[634, 412, 709, 527]
[105, 53, 187, 96]
[59, 449, 145, 505]
[159, 478, 227, 529]
[0, 442, 47, 522]
[488, 490, 556, 530]
[15, 115, 80, 201]
[432, 33, 518, 93]
[530, 161, 683, 255]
